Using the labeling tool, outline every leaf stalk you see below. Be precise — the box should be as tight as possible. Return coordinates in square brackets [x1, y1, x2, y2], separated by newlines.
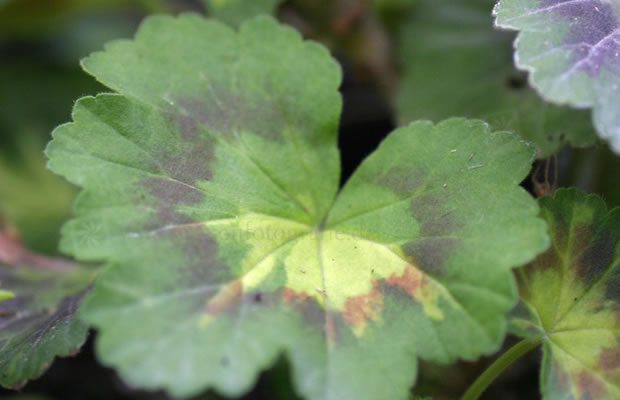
[461, 338, 541, 400]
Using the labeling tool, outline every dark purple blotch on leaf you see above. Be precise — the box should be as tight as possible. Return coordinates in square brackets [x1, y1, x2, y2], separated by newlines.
[0, 288, 89, 387]
[176, 228, 233, 286]
[401, 237, 461, 276]
[141, 177, 204, 227]
[576, 213, 618, 285]
[603, 257, 620, 301]
[159, 110, 216, 185]
[577, 236, 614, 285]
[539, 0, 620, 75]
[410, 193, 463, 237]
[171, 79, 288, 142]
[375, 166, 425, 196]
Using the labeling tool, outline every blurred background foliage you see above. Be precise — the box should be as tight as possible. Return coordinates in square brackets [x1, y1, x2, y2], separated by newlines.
[0, 0, 617, 399]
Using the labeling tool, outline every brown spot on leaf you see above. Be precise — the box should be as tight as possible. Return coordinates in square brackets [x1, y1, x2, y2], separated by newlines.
[387, 265, 423, 297]
[205, 280, 242, 315]
[282, 288, 310, 303]
[342, 280, 383, 332]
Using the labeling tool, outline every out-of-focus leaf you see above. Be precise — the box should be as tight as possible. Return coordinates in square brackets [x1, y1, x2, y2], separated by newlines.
[372, 0, 416, 28]
[0, 233, 95, 389]
[203, 0, 283, 26]
[397, 0, 598, 158]
[510, 188, 620, 399]
[0, 0, 142, 37]
[494, 0, 620, 153]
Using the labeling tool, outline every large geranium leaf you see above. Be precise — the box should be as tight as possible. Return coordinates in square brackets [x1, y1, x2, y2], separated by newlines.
[0, 234, 94, 389]
[46, 15, 548, 400]
[494, 0, 620, 153]
[510, 189, 620, 399]
[397, 0, 597, 158]
[203, 0, 283, 26]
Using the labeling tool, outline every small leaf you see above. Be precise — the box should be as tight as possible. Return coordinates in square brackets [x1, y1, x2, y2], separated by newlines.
[47, 15, 549, 400]
[494, 0, 620, 153]
[510, 188, 620, 399]
[203, 0, 283, 26]
[0, 257, 94, 389]
[397, 0, 597, 158]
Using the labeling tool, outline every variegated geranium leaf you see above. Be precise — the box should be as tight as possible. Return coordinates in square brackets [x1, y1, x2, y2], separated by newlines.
[46, 15, 548, 400]
[510, 189, 620, 399]
[0, 237, 94, 389]
[397, 0, 598, 158]
[494, 0, 620, 153]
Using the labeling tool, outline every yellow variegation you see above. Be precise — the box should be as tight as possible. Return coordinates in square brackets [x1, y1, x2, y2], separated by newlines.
[511, 189, 620, 400]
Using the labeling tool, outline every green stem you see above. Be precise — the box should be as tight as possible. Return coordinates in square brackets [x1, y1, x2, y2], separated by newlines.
[461, 338, 541, 400]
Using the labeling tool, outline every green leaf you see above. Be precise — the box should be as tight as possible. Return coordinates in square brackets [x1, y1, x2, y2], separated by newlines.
[46, 15, 548, 400]
[510, 188, 620, 399]
[203, 0, 283, 26]
[494, 0, 620, 154]
[397, 0, 597, 158]
[0, 260, 94, 388]
[0, 290, 14, 301]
